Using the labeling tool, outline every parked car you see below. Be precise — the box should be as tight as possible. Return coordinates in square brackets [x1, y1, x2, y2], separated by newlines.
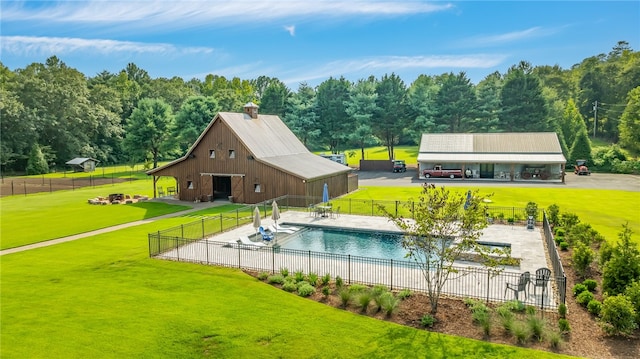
[423, 165, 463, 179]
[393, 160, 406, 173]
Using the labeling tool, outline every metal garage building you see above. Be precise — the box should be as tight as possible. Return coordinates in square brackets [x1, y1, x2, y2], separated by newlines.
[418, 133, 567, 182]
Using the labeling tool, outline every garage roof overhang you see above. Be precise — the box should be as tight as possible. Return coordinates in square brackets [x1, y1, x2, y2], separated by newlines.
[417, 153, 566, 164]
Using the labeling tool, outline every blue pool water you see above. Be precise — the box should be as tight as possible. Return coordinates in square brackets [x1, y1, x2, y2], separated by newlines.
[280, 226, 412, 261]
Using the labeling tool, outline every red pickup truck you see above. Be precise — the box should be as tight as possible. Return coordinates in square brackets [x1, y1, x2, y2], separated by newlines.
[423, 165, 463, 179]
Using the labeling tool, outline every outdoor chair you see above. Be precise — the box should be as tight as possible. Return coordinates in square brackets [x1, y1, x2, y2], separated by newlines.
[308, 205, 317, 217]
[259, 226, 274, 242]
[504, 271, 530, 301]
[157, 187, 165, 197]
[167, 186, 176, 196]
[331, 206, 341, 219]
[533, 267, 552, 297]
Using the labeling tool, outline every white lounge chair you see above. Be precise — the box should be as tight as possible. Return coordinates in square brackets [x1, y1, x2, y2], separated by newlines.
[230, 236, 267, 249]
[274, 223, 301, 231]
[268, 225, 296, 234]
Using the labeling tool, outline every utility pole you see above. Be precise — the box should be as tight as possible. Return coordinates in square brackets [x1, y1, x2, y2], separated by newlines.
[593, 100, 598, 138]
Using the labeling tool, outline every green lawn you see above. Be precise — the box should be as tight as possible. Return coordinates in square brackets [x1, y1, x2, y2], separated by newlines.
[0, 177, 188, 249]
[347, 186, 640, 245]
[1, 214, 571, 358]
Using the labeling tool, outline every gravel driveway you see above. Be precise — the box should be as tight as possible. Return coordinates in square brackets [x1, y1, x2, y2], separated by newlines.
[357, 169, 640, 192]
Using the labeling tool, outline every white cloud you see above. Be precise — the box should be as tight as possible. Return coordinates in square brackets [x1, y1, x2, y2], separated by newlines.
[280, 54, 508, 85]
[284, 25, 296, 36]
[461, 27, 560, 47]
[0, 36, 214, 56]
[2, 1, 454, 28]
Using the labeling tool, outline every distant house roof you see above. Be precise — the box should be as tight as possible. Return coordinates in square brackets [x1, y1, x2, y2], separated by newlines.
[148, 112, 351, 180]
[65, 157, 99, 165]
[417, 133, 566, 164]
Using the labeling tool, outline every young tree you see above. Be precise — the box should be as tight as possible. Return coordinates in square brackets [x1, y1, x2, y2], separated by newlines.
[123, 98, 176, 168]
[26, 143, 49, 175]
[602, 223, 640, 296]
[568, 125, 593, 165]
[379, 184, 506, 314]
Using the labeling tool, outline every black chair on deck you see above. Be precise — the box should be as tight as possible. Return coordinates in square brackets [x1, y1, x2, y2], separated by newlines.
[533, 267, 551, 297]
[505, 271, 530, 301]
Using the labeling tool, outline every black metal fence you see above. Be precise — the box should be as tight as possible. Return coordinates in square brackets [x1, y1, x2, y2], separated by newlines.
[149, 235, 563, 311]
[543, 212, 567, 305]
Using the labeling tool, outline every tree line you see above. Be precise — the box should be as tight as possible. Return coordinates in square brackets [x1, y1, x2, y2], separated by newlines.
[1, 41, 638, 174]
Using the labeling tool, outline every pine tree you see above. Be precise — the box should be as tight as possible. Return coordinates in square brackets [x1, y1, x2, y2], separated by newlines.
[26, 143, 49, 175]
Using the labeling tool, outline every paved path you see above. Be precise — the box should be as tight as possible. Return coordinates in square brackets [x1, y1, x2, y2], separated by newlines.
[0, 199, 222, 256]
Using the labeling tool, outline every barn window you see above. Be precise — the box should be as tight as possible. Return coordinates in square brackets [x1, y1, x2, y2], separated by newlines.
[229, 150, 236, 159]
[209, 150, 215, 158]
[254, 184, 261, 193]
[187, 181, 194, 189]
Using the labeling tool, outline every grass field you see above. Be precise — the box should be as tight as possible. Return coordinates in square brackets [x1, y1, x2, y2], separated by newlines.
[1, 172, 636, 358]
[1, 203, 572, 359]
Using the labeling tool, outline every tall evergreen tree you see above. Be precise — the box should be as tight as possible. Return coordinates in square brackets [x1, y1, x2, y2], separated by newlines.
[474, 72, 502, 132]
[259, 80, 291, 117]
[315, 77, 353, 153]
[372, 73, 408, 159]
[345, 77, 379, 159]
[26, 143, 49, 175]
[499, 61, 550, 132]
[285, 83, 320, 147]
[618, 86, 640, 153]
[569, 125, 593, 165]
[434, 72, 478, 133]
[406, 74, 438, 142]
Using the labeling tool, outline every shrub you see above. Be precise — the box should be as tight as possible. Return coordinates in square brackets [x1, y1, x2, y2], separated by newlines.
[554, 227, 565, 237]
[257, 271, 269, 281]
[572, 242, 595, 278]
[576, 291, 594, 307]
[379, 292, 399, 317]
[624, 281, 640, 324]
[279, 267, 289, 277]
[583, 279, 597, 292]
[512, 321, 531, 344]
[297, 282, 315, 297]
[335, 276, 344, 289]
[525, 305, 536, 316]
[282, 281, 297, 292]
[294, 270, 305, 282]
[348, 284, 368, 293]
[496, 304, 514, 319]
[600, 295, 638, 336]
[397, 289, 412, 300]
[500, 313, 515, 334]
[338, 288, 352, 308]
[477, 311, 492, 337]
[560, 212, 580, 230]
[267, 274, 285, 284]
[527, 315, 546, 342]
[357, 292, 372, 312]
[558, 303, 567, 318]
[559, 242, 569, 251]
[547, 204, 560, 227]
[307, 272, 318, 286]
[525, 202, 538, 219]
[548, 330, 564, 350]
[598, 241, 613, 267]
[587, 299, 602, 316]
[558, 318, 571, 334]
[371, 284, 388, 297]
[421, 314, 436, 328]
[321, 273, 331, 286]
[554, 235, 564, 246]
[573, 283, 588, 297]
[322, 286, 330, 298]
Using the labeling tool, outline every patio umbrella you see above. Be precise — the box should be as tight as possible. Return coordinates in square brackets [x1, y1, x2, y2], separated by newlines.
[322, 183, 329, 204]
[271, 201, 281, 243]
[464, 190, 472, 210]
[252, 207, 261, 237]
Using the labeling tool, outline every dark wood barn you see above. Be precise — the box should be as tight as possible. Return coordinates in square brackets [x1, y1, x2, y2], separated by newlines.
[147, 103, 354, 204]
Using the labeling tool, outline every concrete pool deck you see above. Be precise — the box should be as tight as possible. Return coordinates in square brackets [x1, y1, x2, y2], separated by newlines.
[199, 210, 550, 275]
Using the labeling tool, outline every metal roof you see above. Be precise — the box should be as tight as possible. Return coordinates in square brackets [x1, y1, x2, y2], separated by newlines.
[419, 133, 564, 154]
[148, 112, 351, 179]
[65, 157, 98, 165]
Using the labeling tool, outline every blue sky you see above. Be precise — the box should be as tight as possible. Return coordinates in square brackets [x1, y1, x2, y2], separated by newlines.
[1, 1, 638, 90]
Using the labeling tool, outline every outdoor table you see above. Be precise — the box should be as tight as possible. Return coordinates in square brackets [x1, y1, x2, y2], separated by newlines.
[317, 205, 332, 217]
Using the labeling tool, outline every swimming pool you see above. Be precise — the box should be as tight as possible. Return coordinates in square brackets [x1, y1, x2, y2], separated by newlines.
[279, 226, 412, 261]
[279, 225, 511, 263]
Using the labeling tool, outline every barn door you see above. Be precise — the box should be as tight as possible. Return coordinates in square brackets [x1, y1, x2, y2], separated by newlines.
[231, 176, 244, 203]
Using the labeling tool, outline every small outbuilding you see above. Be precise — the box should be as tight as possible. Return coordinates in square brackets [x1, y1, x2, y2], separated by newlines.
[417, 132, 566, 182]
[147, 103, 355, 203]
[65, 157, 99, 172]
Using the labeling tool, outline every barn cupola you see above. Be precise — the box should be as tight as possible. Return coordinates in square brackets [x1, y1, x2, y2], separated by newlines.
[243, 102, 259, 119]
